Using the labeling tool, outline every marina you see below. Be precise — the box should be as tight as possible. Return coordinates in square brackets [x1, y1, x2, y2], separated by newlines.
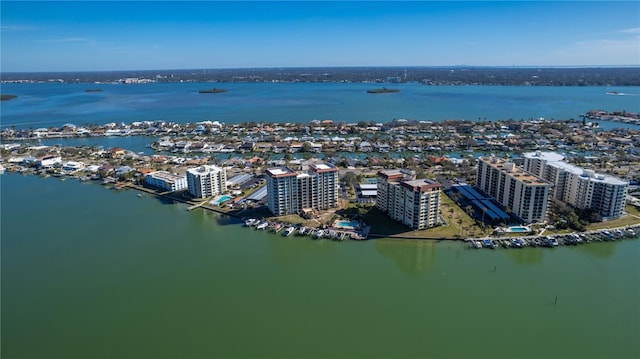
[468, 226, 640, 250]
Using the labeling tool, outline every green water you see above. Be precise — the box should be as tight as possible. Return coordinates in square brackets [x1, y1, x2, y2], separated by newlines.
[2, 174, 639, 359]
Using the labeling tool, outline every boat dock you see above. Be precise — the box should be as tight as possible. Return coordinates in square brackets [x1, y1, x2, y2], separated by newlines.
[242, 218, 370, 241]
[465, 225, 640, 250]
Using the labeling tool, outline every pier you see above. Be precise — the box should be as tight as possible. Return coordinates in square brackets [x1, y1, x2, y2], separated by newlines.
[465, 225, 640, 250]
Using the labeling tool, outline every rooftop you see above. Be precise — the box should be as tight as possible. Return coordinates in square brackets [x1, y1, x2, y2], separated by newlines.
[523, 151, 565, 162]
[481, 157, 550, 186]
[266, 167, 297, 178]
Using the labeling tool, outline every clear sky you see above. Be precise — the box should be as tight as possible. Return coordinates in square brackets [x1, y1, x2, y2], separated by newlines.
[1, 1, 639, 72]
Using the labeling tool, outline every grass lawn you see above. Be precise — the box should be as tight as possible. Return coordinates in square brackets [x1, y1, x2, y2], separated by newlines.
[358, 193, 490, 240]
[586, 205, 640, 230]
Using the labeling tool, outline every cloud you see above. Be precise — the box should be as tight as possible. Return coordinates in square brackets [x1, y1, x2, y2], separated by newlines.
[1, 25, 36, 31]
[620, 28, 640, 34]
[49, 37, 96, 44]
[545, 38, 640, 65]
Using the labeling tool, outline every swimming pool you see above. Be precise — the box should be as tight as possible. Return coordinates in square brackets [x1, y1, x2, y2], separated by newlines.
[213, 195, 233, 206]
[334, 220, 358, 230]
[509, 226, 530, 233]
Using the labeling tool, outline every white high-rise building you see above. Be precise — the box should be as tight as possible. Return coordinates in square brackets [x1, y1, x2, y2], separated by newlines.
[376, 170, 441, 230]
[524, 151, 628, 220]
[477, 157, 551, 224]
[266, 163, 339, 216]
[186, 165, 227, 199]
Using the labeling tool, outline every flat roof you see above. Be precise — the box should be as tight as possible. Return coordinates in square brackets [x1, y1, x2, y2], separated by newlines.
[400, 179, 441, 192]
[147, 171, 186, 182]
[480, 157, 550, 186]
[266, 167, 297, 178]
[310, 163, 338, 173]
[546, 157, 628, 186]
[359, 183, 377, 190]
[523, 151, 565, 162]
[361, 190, 377, 196]
[187, 165, 224, 175]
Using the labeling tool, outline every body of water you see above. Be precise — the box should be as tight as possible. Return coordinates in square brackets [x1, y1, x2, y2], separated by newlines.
[2, 174, 639, 358]
[2, 83, 640, 358]
[2, 82, 639, 130]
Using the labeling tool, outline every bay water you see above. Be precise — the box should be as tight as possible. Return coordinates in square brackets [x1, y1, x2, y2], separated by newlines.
[2, 82, 639, 130]
[2, 174, 638, 358]
[2, 82, 639, 358]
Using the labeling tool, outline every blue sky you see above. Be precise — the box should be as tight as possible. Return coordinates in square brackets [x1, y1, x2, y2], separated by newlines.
[1, 1, 639, 72]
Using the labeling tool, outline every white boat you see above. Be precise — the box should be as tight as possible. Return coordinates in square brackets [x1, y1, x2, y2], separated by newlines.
[283, 226, 296, 237]
[245, 218, 258, 226]
[297, 227, 307, 236]
[315, 230, 325, 239]
[256, 221, 269, 230]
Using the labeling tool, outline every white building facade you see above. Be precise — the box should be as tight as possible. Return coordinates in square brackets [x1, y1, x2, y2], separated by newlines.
[145, 171, 187, 192]
[186, 165, 227, 198]
[265, 163, 339, 216]
[376, 170, 441, 230]
[477, 157, 551, 224]
[524, 151, 628, 220]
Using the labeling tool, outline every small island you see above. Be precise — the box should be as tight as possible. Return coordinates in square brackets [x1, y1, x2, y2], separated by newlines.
[85, 89, 103, 92]
[366, 87, 399, 94]
[198, 88, 228, 94]
[1, 94, 18, 101]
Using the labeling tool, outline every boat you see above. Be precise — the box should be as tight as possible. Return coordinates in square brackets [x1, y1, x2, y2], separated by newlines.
[482, 239, 496, 249]
[366, 87, 399, 94]
[283, 226, 296, 237]
[511, 238, 524, 248]
[256, 221, 269, 230]
[471, 240, 482, 249]
[198, 88, 228, 94]
[273, 224, 284, 233]
[244, 218, 258, 226]
[137, 193, 143, 198]
[315, 230, 325, 239]
[297, 227, 307, 236]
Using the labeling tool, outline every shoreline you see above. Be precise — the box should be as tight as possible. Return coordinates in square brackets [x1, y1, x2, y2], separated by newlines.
[74, 175, 640, 245]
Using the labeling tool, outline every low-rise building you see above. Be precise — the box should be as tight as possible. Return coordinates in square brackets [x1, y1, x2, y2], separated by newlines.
[145, 171, 187, 192]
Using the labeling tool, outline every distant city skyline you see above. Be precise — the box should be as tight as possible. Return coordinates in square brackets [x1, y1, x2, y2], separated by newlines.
[2, 1, 639, 72]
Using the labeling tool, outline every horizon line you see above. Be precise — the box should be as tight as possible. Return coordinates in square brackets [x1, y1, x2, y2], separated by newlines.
[3, 64, 640, 74]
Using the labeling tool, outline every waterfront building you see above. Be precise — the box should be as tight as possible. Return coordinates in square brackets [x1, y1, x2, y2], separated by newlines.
[265, 163, 339, 216]
[524, 151, 628, 220]
[376, 169, 441, 230]
[145, 171, 187, 192]
[476, 157, 551, 224]
[37, 155, 62, 168]
[186, 165, 227, 199]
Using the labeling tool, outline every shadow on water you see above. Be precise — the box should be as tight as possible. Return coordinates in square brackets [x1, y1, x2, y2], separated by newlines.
[374, 239, 437, 274]
[573, 240, 620, 258]
[266, 234, 340, 265]
[504, 247, 544, 265]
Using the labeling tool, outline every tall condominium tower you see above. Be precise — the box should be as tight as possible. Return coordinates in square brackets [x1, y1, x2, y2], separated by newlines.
[266, 163, 339, 216]
[477, 157, 551, 224]
[524, 151, 628, 220]
[376, 169, 441, 230]
[186, 165, 227, 199]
